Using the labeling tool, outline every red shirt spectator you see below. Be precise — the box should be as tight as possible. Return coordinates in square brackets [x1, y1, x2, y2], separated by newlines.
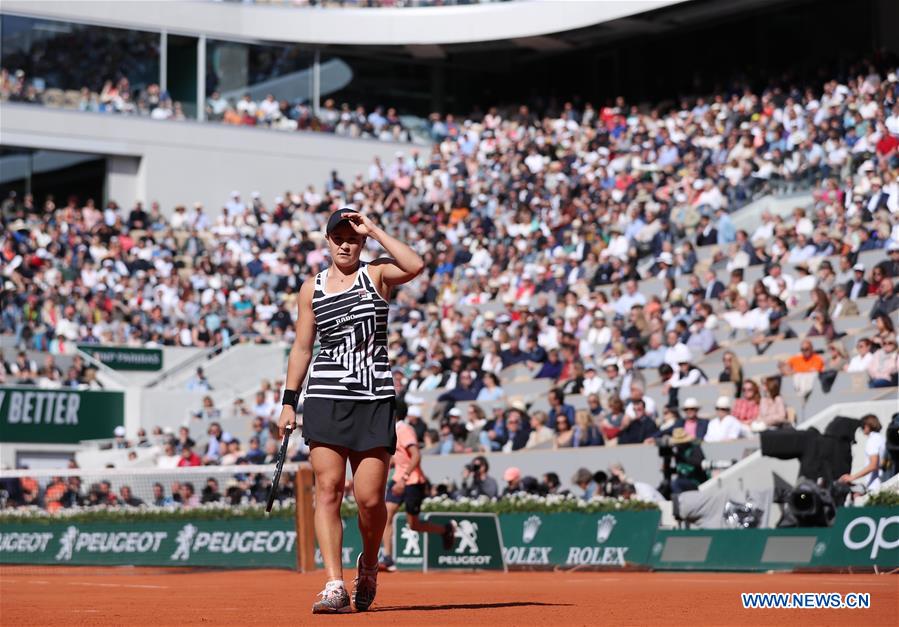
[177, 446, 202, 467]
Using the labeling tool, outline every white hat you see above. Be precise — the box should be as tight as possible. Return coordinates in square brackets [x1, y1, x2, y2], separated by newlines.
[682, 398, 700, 410]
[669, 344, 692, 364]
[888, 241, 899, 252]
[448, 408, 463, 417]
[251, 191, 260, 199]
[407, 405, 423, 418]
[658, 252, 674, 265]
[715, 396, 732, 410]
[114, 426, 126, 437]
[484, 311, 496, 321]
[409, 310, 422, 320]
[230, 190, 240, 198]
[853, 263, 865, 272]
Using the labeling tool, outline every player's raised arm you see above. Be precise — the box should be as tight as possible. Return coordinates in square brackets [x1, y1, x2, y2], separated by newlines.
[343, 211, 424, 286]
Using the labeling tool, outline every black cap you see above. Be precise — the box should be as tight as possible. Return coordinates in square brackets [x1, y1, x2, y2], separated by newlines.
[326, 208, 356, 236]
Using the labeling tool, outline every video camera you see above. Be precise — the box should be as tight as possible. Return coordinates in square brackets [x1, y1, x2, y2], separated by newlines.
[761, 416, 859, 527]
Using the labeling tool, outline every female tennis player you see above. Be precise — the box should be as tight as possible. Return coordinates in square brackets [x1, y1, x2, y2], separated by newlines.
[278, 208, 424, 614]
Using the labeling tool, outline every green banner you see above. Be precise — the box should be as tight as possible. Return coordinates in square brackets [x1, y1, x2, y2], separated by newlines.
[0, 518, 296, 568]
[816, 507, 898, 568]
[392, 513, 424, 570]
[0, 387, 124, 443]
[651, 507, 899, 571]
[79, 345, 163, 371]
[424, 513, 506, 571]
[500, 511, 660, 568]
[314, 518, 363, 569]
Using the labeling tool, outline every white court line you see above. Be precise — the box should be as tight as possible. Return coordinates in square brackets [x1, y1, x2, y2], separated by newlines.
[66, 582, 169, 589]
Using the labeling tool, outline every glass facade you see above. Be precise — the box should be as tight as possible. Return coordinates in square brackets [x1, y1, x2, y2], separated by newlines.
[206, 39, 316, 103]
[0, 15, 159, 95]
[0, 147, 106, 211]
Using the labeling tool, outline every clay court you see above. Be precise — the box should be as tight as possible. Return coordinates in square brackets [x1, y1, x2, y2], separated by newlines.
[1, 566, 896, 626]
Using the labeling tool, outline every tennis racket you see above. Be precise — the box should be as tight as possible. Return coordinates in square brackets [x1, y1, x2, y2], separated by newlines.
[265, 425, 293, 513]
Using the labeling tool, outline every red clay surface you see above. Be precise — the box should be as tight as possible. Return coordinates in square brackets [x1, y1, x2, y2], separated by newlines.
[1, 566, 896, 626]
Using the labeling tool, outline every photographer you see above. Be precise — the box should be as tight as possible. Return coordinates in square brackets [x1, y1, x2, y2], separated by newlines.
[659, 428, 708, 496]
[461, 455, 499, 499]
[839, 414, 886, 490]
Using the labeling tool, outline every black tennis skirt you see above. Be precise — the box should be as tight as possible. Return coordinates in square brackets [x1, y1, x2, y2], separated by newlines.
[301, 396, 397, 455]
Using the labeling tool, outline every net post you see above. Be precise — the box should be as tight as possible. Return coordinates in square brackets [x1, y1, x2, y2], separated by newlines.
[295, 463, 316, 572]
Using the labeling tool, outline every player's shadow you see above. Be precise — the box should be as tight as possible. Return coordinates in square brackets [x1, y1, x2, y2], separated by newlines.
[374, 601, 570, 612]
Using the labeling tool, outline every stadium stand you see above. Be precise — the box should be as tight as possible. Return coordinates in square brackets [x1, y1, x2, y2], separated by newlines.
[2, 55, 897, 510]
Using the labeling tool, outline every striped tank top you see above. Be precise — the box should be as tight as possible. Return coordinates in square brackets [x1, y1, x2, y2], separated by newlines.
[305, 261, 395, 401]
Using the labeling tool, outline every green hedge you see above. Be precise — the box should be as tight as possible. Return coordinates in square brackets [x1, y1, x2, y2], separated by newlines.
[865, 489, 899, 507]
[0, 494, 657, 524]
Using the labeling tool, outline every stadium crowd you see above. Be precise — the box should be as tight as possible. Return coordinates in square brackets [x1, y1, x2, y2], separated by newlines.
[2, 60, 898, 500]
[1, 67, 413, 142]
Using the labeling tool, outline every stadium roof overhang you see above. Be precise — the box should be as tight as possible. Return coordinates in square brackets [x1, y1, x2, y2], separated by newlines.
[0, 0, 781, 48]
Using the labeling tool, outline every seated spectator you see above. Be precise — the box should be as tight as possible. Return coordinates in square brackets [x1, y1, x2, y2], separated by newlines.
[704, 396, 749, 442]
[178, 443, 202, 467]
[156, 440, 180, 469]
[438, 370, 481, 402]
[820, 342, 848, 392]
[113, 425, 129, 449]
[830, 284, 859, 318]
[806, 310, 836, 341]
[635, 332, 665, 369]
[667, 358, 709, 391]
[476, 372, 504, 401]
[179, 481, 200, 507]
[571, 467, 598, 500]
[625, 382, 657, 420]
[526, 411, 554, 448]
[718, 350, 744, 392]
[534, 349, 564, 379]
[119, 485, 144, 507]
[663, 397, 710, 441]
[547, 388, 575, 430]
[219, 438, 244, 465]
[202, 423, 226, 464]
[845, 338, 874, 373]
[193, 396, 222, 422]
[617, 398, 658, 445]
[501, 467, 524, 496]
[135, 428, 152, 448]
[460, 404, 487, 451]
[873, 313, 896, 345]
[586, 393, 603, 419]
[200, 478, 222, 504]
[781, 339, 825, 394]
[554, 413, 574, 448]
[751, 310, 797, 351]
[501, 408, 530, 452]
[756, 377, 789, 429]
[869, 278, 899, 319]
[581, 364, 603, 396]
[597, 396, 626, 442]
[732, 380, 761, 424]
[151, 482, 174, 507]
[186, 367, 212, 391]
[867, 335, 899, 387]
[571, 409, 603, 447]
[244, 436, 265, 464]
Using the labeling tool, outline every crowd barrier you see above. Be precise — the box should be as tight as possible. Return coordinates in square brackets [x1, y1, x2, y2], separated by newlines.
[2, 507, 894, 571]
